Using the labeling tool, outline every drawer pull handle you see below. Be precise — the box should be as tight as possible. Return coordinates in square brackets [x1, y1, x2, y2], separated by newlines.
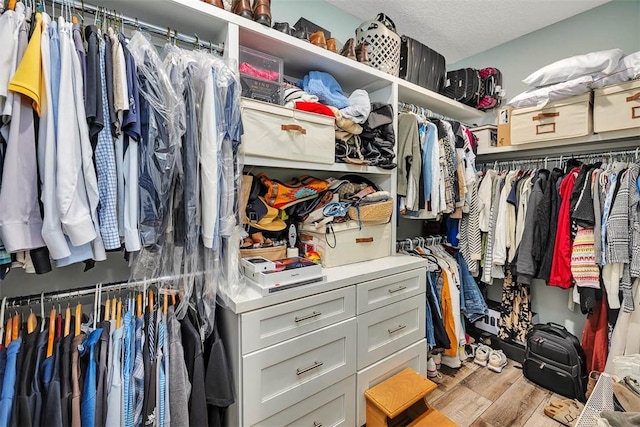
[297, 361, 323, 375]
[356, 237, 374, 243]
[281, 124, 307, 134]
[313, 423, 322, 427]
[632, 106, 640, 119]
[532, 112, 559, 121]
[294, 311, 322, 323]
[626, 92, 640, 102]
[388, 285, 407, 294]
[388, 324, 407, 334]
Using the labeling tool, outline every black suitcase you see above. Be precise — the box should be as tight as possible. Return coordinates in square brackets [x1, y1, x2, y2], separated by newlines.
[443, 68, 481, 107]
[523, 323, 587, 401]
[399, 35, 446, 93]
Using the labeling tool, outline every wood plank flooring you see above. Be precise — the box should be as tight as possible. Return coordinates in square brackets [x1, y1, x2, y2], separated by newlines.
[430, 361, 564, 427]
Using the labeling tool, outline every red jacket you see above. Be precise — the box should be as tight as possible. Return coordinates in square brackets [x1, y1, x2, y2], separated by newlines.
[549, 167, 580, 288]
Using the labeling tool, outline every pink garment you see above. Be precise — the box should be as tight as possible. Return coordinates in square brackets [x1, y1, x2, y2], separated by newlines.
[239, 62, 280, 81]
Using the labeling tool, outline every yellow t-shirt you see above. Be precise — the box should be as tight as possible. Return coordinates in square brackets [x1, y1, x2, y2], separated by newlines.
[8, 12, 43, 116]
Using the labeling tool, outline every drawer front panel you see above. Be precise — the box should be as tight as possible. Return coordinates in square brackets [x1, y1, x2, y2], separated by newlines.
[511, 94, 592, 145]
[243, 318, 357, 425]
[242, 287, 356, 354]
[356, 268, 425, 314]
[594, 80, 640, 133]
[357, 294, 425, 370]
[356, 339, 427, 427]
[241, 98, 335, 164]
[252, 375, 356, 427]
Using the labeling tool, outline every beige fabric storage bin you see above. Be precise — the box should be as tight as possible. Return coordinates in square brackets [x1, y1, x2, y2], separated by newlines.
[594, 79, 640, 133]
[511, 93, 592, 145]
[299, 221, 391, 268]
[240, 98, 335, 164]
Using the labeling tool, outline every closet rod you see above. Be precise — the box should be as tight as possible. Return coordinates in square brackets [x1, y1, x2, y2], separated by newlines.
[49, 0, 224, 53]
[478, 147, 640, 169]
[397, 101, 474, 127]
[3, 272, 204, 308]
[396, 235, 445, 251]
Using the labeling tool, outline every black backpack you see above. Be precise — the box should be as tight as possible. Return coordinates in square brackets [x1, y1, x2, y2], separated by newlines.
[523, 323, 587, 401]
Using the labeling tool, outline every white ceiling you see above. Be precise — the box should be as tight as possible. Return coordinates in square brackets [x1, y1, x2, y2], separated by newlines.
[325, 0, 612, 63]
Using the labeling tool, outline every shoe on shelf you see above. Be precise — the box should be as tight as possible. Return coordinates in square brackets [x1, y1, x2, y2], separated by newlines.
[273, 22, 292, 35]
[340, 38, 356, 60]
[232, 0, 253, 19]
[586, 371, 600, 399]
[355, 41, 370, 66]
[487, 349, 508, 373]
[252, 0, 271, 27]
[326, 38, 338, 53]
[293, 26, 309, 42]
[427, 357, 438, 378]
[473, 344, 492, 367]
[310, 30, 327, 49]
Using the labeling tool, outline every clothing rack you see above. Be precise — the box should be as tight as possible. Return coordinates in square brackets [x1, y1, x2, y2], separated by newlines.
[47, 0, 224, 53]
[396, 235, 446, 252]
[477, 147, 640, 170]
[2, 272, 204, 309]
[397, 101, 474, 127]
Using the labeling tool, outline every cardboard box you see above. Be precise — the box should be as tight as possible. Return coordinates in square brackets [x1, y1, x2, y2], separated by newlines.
[497, 106, 512, 146]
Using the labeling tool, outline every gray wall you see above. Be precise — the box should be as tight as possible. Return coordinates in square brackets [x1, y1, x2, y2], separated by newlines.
[270, 0, 363, 46]
[450, 0, 640, 125]
[449, 0, 640, 335]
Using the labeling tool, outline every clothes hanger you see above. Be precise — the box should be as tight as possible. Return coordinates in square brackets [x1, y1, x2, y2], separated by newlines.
[64, 302, 71, 337]
[149, 289, 154, 314]
[5, 316, 12, 346]
[111, 294, 117, 322]
[0, 297, 6, 342]
[46, 305, 56, 357]
[116, 298, 122, 329]
[27, 299, 37, 334]
[163, 288, 168, 316]
[11, 310, 20, 341]
[74, 293, 82, 337]
[137, 292, 143, 318]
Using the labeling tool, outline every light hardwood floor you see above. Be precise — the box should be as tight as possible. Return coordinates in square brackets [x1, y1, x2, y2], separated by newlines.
[429, 361, 565, 427]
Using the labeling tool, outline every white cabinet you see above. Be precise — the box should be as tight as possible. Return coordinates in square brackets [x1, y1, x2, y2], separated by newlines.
[219, 256, 427, 426]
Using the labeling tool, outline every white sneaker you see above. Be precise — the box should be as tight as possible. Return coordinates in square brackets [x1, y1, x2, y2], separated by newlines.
[432, 352, 441, 370]
[474, 344, 492, 367]
[427, 357, 438, 378]
[487, 350, 508, 373]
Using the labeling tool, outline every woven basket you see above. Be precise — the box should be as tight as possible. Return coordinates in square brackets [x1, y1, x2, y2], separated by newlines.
[240, 245, 286, 261]
[355, 20, 401, 77]
[349, 199, 393, 224]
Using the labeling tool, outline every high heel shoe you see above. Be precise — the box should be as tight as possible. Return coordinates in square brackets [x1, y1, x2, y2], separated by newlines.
[355, 41, 370, 66]
[252, 0, 271, 27]
[340, 38, 356, 60]
[310, 30, 327, 49]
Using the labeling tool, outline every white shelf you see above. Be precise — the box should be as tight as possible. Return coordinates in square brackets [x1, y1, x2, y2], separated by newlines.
[96, 0, 483, 123]
[396, 78, 486, 123]
[243, 155, 394, 175]
[477, 128, 640, 160]
[223, 255, 426, 313]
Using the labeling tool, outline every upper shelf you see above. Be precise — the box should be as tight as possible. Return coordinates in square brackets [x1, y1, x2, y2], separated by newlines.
[242, 155, 395, 175]
[95, 0, 485, 123]
[395, 78, 486, 123]
[477, 128, 640, 160]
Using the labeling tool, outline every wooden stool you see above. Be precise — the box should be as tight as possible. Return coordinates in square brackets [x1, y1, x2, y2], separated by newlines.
[364, 368, 458, 427]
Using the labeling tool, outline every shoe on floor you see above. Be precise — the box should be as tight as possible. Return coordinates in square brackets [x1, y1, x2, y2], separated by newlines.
[431, 352, 441, 370]
[427, 357, 438, 378]
[586, 371, 601, 399]
[614, 382, 640, 412]
[473, 344, 492, 367]
[487, 349, 508, 373]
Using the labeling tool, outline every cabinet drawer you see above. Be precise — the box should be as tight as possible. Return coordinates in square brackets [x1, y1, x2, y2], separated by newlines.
[594, 79, 640, 133]
[357, 294, 425, 370]
[356, 268, 425, 314]
[240, 98, 335, 164]
[356, 339, 427, 427]
[511, 93, 592, 145]
[241, 287, 356, 354]
[243, 318, 357, 425]
[252, 375, 356, 427]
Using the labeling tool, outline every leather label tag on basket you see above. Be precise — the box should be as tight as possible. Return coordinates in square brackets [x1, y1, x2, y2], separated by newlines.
[356, 237, 374, 243]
